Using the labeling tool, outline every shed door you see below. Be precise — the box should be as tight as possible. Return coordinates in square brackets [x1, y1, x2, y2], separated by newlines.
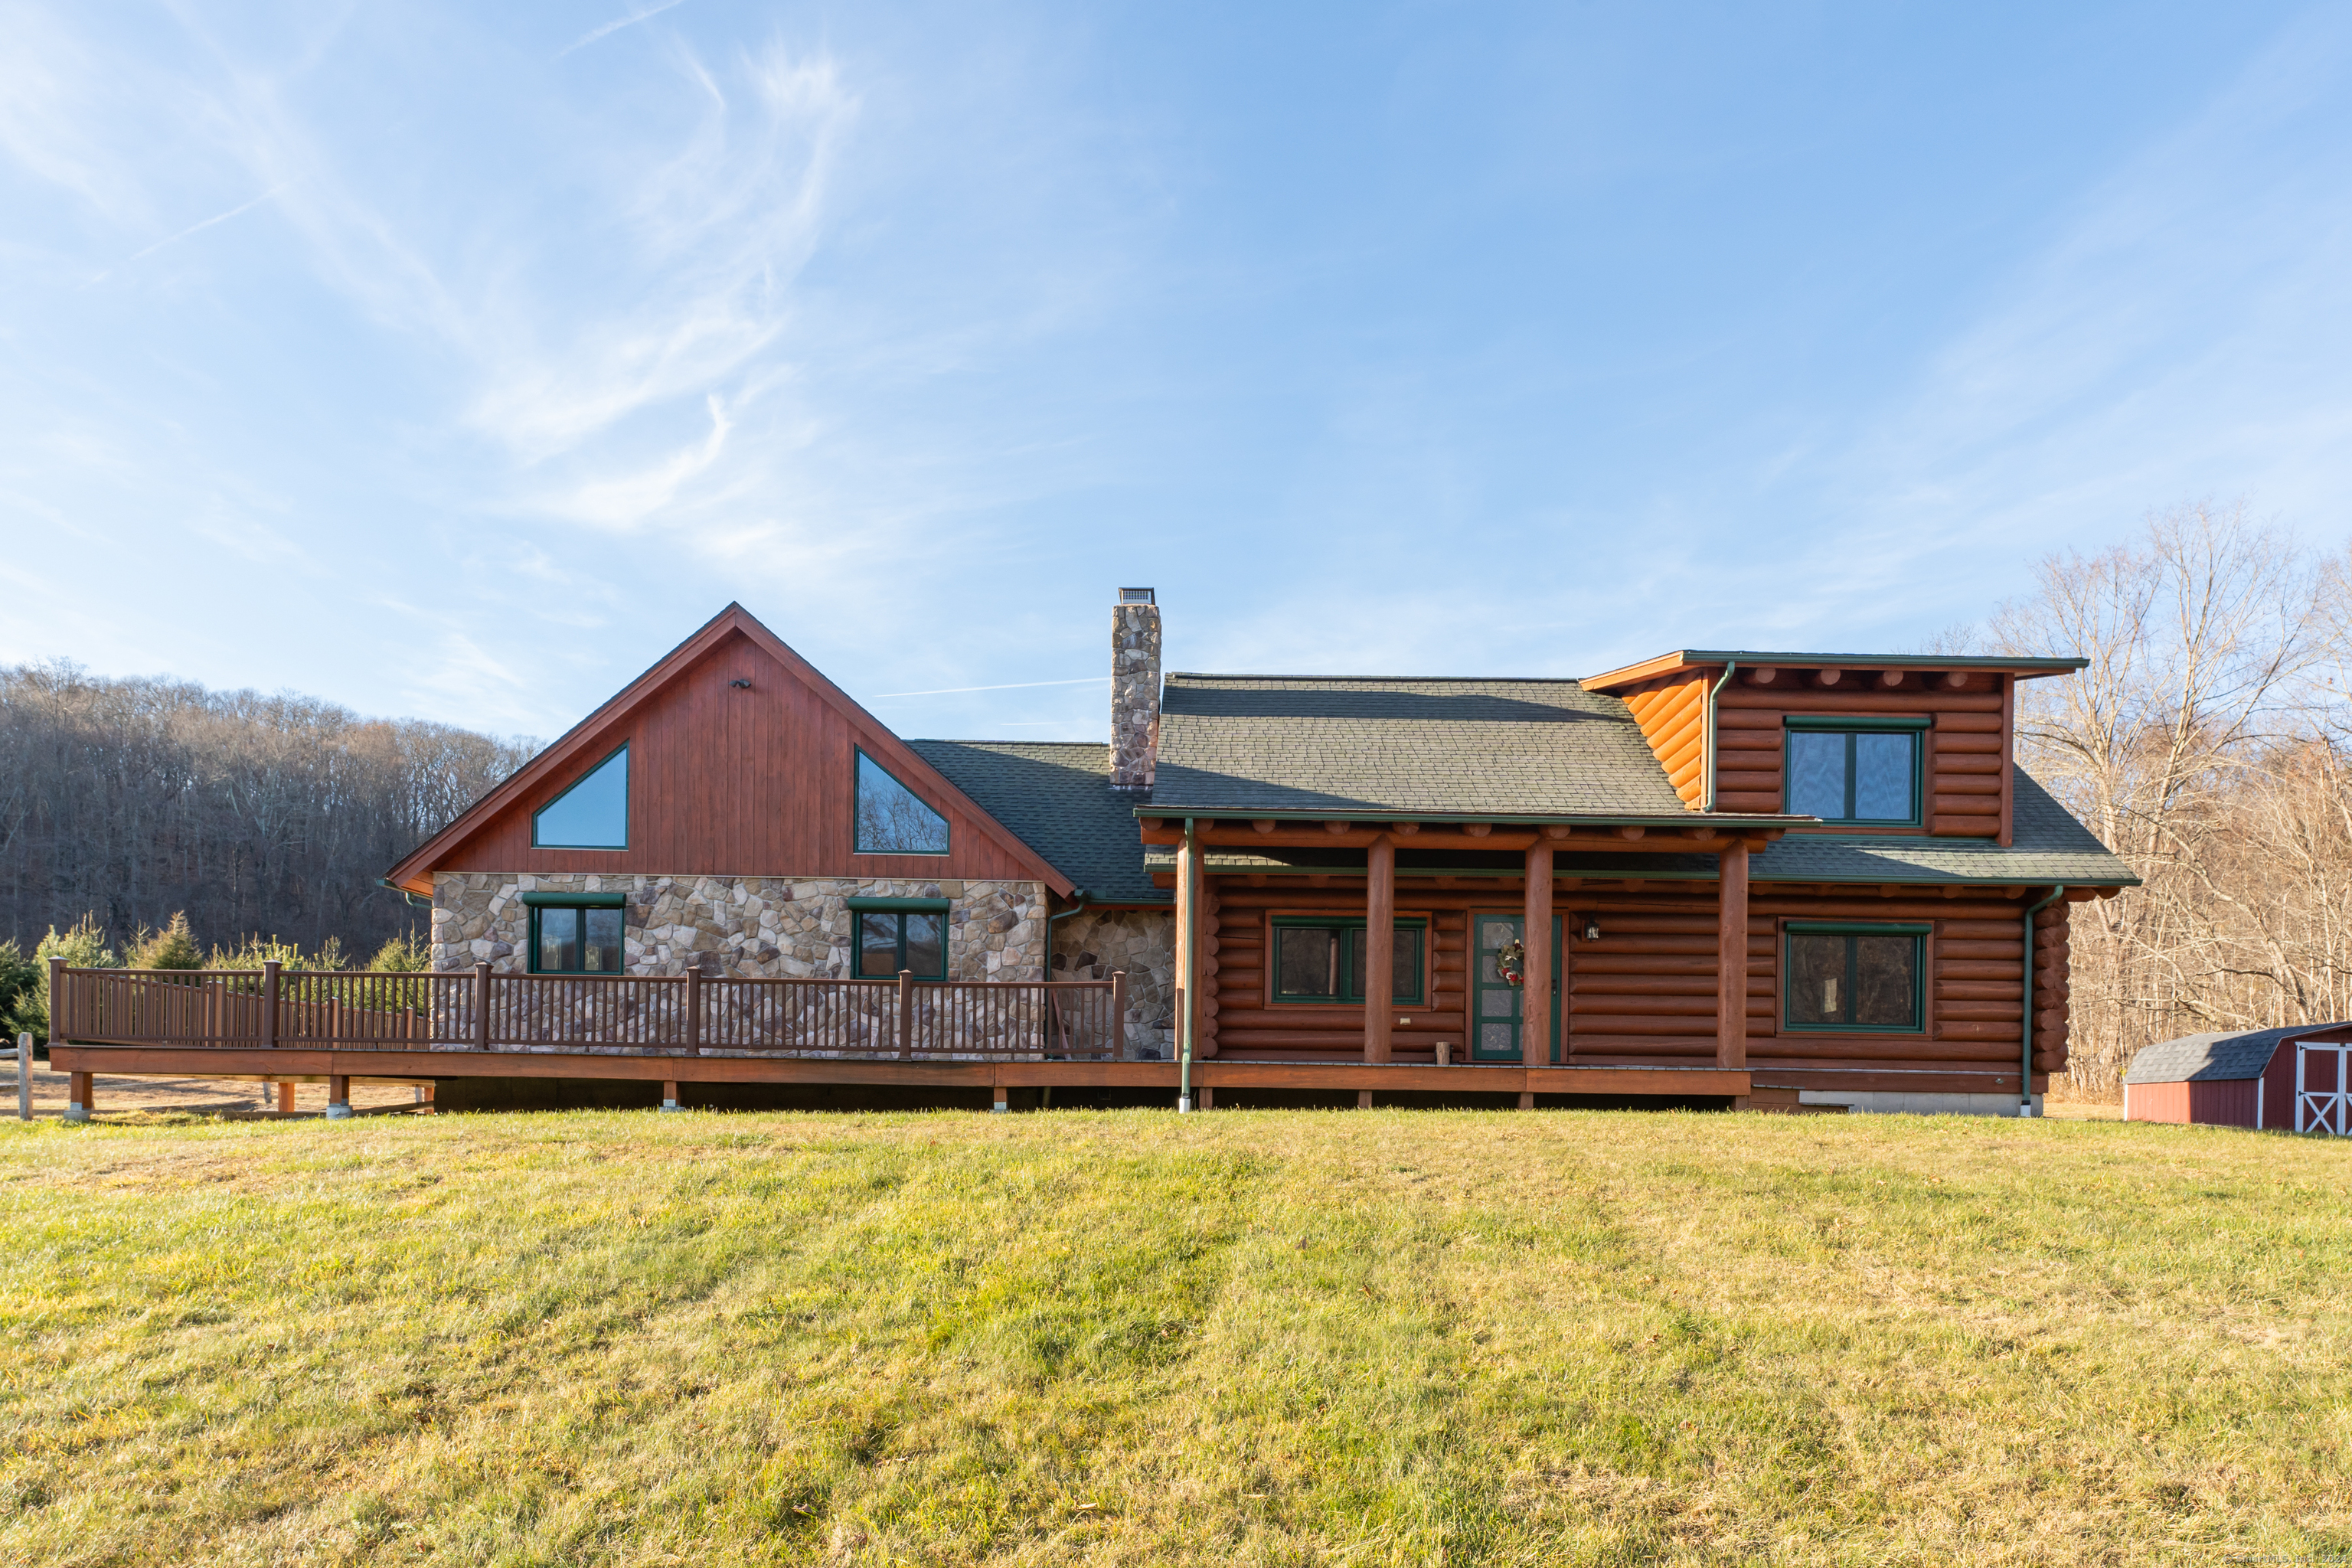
[2298, 1043, 2348, 1135]
[1470, 913, 1563, 1063]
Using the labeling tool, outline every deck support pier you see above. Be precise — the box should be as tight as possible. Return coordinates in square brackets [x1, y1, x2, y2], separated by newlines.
[66, 1070, 92, 1124]
[1365, 836, 1395, 1065]
[1523, 842, 1553, 1070]
[1716, 842, 1749, 1070]
[325, 1075, 352, 1119]
[661, 1079, 682, 1112]
[276, 1081, 296, 1114]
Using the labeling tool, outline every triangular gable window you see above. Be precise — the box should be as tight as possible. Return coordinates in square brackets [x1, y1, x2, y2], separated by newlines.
[533, 744, 629, 848]
[855, 748, 949, 855]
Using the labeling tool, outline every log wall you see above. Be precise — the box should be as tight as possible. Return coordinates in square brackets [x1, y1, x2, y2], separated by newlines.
[1618, 674, 1710, 808]
[1203, 874, 2063, 1094]
[1711, 670, 2013, 838]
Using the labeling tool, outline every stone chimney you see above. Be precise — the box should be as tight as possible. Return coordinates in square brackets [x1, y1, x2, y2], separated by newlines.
[1111, 588, 1161, 791]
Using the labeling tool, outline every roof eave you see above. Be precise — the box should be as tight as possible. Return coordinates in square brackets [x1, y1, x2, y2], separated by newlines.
[1583, 651, 2091, 691]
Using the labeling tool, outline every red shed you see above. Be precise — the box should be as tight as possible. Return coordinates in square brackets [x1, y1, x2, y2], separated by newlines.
[2122, 1023, 2352, 1132]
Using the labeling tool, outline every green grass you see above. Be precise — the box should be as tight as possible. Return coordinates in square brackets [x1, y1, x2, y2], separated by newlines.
[3, 1109, 2349, 1566]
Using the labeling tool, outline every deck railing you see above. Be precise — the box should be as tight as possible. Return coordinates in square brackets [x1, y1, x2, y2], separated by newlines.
[48, 962, 1129, 1062]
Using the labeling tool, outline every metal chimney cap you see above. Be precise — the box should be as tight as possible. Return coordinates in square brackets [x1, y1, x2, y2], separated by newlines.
[1118, 587, 1156, 605]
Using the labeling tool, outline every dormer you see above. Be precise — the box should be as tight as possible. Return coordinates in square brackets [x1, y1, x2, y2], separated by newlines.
[1583, 651, 2087, 846]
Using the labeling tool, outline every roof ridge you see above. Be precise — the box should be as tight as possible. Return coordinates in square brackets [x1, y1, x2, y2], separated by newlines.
[1165, 673, 1589, 685]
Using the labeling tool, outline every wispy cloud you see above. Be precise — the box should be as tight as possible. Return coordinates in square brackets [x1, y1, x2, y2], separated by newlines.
[557, 0, 688, 60]
[85, 181, 290, 285]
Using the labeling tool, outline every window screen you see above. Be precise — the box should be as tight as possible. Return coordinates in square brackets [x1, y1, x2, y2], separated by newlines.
[1784, 725, 1922, 825]
[1271, 920, 1424, 1004]
[531, 906, 626, 974]
[1785, 926, 1926, 1031]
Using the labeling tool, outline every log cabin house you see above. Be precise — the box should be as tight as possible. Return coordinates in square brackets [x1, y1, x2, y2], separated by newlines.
[45, 591, 2133, 1117]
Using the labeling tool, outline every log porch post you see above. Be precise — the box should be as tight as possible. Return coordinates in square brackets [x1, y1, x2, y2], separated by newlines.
[1716, 841, 1749, 1070]
[1522, 841, 1553, 1070]
[1364, 836, 1395, 1066]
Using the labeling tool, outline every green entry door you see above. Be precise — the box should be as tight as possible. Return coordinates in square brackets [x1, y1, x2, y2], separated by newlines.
[1470, 913, 1564, 1063]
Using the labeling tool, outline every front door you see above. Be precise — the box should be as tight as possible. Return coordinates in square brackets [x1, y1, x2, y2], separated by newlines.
[1470, 913, 1563, 1063]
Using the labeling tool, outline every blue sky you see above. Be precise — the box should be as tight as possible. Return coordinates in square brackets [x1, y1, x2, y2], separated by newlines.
[5, 2, 2350, 746]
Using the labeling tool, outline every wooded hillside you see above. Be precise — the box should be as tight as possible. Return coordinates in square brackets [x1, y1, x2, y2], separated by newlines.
[0, 663, 533, 959]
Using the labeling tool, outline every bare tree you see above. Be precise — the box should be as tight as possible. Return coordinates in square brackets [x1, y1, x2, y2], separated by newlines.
[1989, 500, 2345, 1093]
[0, 663, 534, 959]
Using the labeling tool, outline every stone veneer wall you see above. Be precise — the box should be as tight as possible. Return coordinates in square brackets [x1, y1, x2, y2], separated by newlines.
[1051, 906, 1175, 1057]
[431, 873, 1047, 982]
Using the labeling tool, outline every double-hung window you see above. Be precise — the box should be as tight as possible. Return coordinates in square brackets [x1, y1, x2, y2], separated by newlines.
[847, 897, 948, 979]
[526, 893, 627, 975]
[1783, 923, 1927, 1032]
[1784, 717, 1927, 826]
[1271, 918, 1426, 1004]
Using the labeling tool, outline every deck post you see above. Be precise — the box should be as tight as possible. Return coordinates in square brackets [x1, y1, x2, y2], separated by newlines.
[276, 1081, 296, 1114]
[897, 971, 914, 1058]
[46, 957, 67, 1051]
[67, 1070, 93, 1125]
[1365, 835, 1395, 1066]
[326, 1075, 352, 1119]
[16, 1031, 30, 1122]
[1716, 841, 1749, 1070]
[685, 967, 702, 1056]
[1522, 842, 1553, 1071]
[661, 1078, 681, 1112]
[472, 962, 491, 1050]
[260, 959, 280, 1050]
[1110, 970, 1128, 1061]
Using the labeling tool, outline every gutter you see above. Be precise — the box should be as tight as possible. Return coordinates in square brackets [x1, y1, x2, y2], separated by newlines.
[1702, 660, 1738, 811]
[2020, 886, 2066, 1116]
[376, 877, 433, 910]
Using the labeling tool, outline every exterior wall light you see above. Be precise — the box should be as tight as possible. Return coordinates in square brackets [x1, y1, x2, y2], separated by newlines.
[1583, 918, 1602, 942]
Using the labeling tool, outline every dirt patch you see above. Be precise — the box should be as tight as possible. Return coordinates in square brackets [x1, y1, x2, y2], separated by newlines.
[5, 1058, 432, 1119]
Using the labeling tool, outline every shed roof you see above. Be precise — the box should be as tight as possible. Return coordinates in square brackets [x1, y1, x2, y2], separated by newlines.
[2123, 1024, 2349, 1084]
[906, 740, 1168, 905]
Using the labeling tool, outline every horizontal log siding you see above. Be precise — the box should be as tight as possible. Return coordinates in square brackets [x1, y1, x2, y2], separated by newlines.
[1619, 674, 1710, 808]
[1712, 675, 2012, 839]
[1207, 877, 2047, 1092]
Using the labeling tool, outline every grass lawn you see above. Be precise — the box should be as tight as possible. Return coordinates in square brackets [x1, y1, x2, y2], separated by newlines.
[3, 1108, 2348, 1566]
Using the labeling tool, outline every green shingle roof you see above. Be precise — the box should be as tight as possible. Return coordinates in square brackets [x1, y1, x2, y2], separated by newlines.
[904, 740, 1168, 905]
[1749, 771, 2136, 886]
[1148, 675, 1728, 820]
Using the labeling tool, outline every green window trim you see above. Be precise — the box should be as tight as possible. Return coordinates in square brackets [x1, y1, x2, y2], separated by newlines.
[844, 897, 952, 913]
[853, 746, 952, 857]
[531, 743, 630, 850]
[1782, 722, 1925, 827]
[1782, 921, 1929, 1034]
[528, 903, 629, 975]
[1269, 916, 1428, 1005]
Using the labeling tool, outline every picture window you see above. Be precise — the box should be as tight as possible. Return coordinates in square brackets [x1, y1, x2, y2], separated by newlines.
[1784, 923, 1926, 1033]
[1271, 918, 1426, 1004]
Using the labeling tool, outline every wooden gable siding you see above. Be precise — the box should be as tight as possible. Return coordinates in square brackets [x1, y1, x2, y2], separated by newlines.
[427, 627, 1044, 883]
[1616, 673, 1710, 808]
[1712, 673, 2014, 841]
[1192, 875, 2064, 1096]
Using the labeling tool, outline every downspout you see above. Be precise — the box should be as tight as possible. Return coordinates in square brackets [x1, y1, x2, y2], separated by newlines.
[1180, 816, 1197, 1113]
[2020, 886, 2065, 1118]
[1702, 661, 1739, 812]
[1046, 890, 1090, 978]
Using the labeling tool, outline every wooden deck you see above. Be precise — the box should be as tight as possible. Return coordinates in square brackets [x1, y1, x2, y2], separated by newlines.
[41, 963, 1752, 1109]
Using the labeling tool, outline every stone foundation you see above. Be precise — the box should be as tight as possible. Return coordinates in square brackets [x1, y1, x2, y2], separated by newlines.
[430, 873, 1047, 982]
[1051, 906, 1175, 1057]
